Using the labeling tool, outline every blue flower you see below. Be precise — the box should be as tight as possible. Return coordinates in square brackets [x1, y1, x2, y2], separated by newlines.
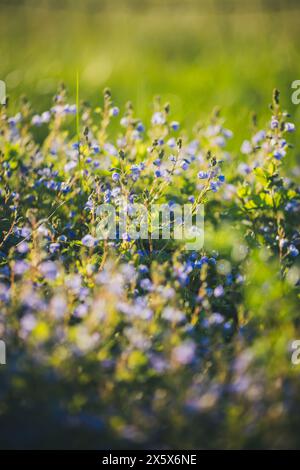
[181, 161, 189, 171]
[81, 234, 97, 248]
[112, 172, 120, 182]
[241, 140, 252, 154]
[285, 122, 295, 132]
[273, 149, 286, 160]
[49, 243, 60, 254]
[252, 130, 265, 144]
[210, 181, 218, 192]
[198, 171, 209, 179]
[289, 244, 299, 257]
[17, 242, 29, 254]
[138, 265, 149, 274]
[140, 278, 152, 291]
[136, 122, 145, 133]
[13, 260, 29, 275]
[40, 261, 58, 280]
[110, 106, 119, 117]
[271, 118, 279, 129]
[151, 112, 165, 126]
[170, 121, 180, 131]
[122, 232, 131, 242]
[92, 144, 100, 153]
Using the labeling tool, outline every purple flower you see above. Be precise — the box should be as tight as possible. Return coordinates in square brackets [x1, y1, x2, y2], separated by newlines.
[198, 171, 209, 179]
[13, 260, 29, 275]
[122, 232, 131, 242]
[289, 244, 299, 257]
[170, 121, 180, 131]
[271, 118, 279, 129]
[209, 313, 224, 325]
[140, 278, 152, 291]
[81, 234, 97, 248]
[210, 181, 218, 192]
[31, 115, 42, 126]
[136, 122, 145, 132]
[252, 130, 265, 144]
[241, 140, 252, 154]
[112, 172, 120, 182]
[40, 261, 58, 280]
[110, 106, 119, 117]
[138, 265, 149, 274]
[49, 243, 60, 254]
[285, 122, 295, 132]
[273, 149, 286, 160]
[172, 340, 196, 365]
[17, 241, 29, 254]
[214, 285, 224, 297]
[20, 314, 36, 334]
[74, 303, 88, 318]
[151, 112, 165, 126]
[181, 161, 189, 171]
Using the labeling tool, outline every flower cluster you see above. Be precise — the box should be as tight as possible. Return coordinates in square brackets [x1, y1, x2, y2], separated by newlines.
[0, 88, 299, 449]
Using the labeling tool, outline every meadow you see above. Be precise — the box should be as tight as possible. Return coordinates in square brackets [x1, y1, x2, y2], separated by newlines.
[0, 0, 300, 449]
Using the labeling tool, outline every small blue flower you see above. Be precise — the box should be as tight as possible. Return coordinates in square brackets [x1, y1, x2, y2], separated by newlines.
[151, 112, 165, 126]
[122, 232, 131, 242]
[17, 242, 29, 254]
[92, 144, 100, 153]
[170, 121, 180, 131]
[81, 234, 97, 248]
[181, 161, 189, 171]
[198, 171, 209, 179]
[218, 175, 225, 183]
[273, 149, 286, 160]
[210, 181, 218, 192]
[285, 122, 295, 132]
[49, 243, 60, 254]
[40, 261, 58, 280]
[31, 115, 42, 126]
[252, 130, 265, 144]
[241, 140, 252, 154]
[140, 278, 152, 291]
[214, 285, 224, 297]
[289, 244, 299, 257]
[271, 118, 279, 129]
[110, 106, 119, 117]
[112, 172, 120, 182]
[136, 122, 145, 133]
[138, 265, 149, 274]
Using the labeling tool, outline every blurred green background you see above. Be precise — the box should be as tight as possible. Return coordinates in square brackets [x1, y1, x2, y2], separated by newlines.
[1, 0, 300, 140]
